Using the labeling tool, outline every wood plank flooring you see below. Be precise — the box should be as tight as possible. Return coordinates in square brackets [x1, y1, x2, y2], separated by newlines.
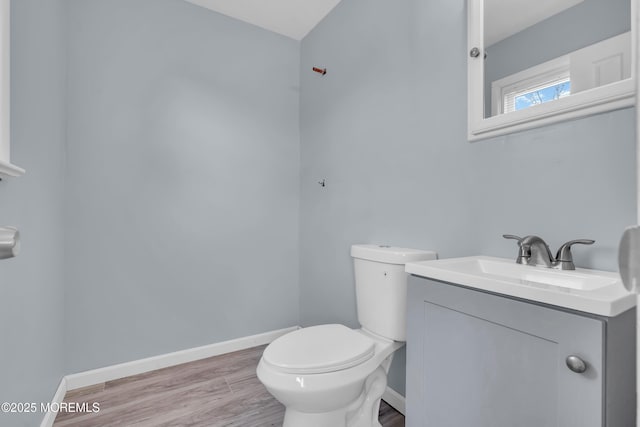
[54, 345, 405, 427]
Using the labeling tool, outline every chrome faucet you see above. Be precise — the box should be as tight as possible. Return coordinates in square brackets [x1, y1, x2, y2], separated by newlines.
[503, 235, 595, 270]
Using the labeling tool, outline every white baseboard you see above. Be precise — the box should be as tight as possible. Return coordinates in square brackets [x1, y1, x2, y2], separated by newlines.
[64, 326, 298, 391]
[382, 386, 406, 416]
[41, 327, 297, 426]
[40, 377, 67, 427]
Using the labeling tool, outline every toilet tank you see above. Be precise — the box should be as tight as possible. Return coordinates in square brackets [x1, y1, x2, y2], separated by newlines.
[351, 244, 437, 341]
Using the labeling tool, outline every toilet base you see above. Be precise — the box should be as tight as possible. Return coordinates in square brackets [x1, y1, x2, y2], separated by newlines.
[283, 408, 353, 427]
[282, 366, 388, 427]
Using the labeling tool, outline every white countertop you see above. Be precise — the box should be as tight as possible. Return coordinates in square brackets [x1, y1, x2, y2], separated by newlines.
[405, 256, 636, 317]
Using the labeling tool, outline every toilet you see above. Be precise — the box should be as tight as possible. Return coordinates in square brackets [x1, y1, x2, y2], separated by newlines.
[256, 244, 437, 427]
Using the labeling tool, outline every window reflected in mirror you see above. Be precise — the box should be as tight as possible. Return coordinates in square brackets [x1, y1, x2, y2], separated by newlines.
[484, 0, 631, 118]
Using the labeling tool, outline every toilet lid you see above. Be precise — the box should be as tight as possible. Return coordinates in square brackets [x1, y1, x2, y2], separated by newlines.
[262, 324, 375, 374]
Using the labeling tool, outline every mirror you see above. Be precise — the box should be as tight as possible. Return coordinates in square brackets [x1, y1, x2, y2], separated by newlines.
[468, 0, 636, 141]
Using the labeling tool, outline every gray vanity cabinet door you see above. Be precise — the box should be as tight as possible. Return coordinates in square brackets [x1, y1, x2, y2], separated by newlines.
[406, 277, 604, 427]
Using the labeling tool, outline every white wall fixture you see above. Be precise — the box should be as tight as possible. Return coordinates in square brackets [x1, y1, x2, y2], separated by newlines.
[0, 226, 19, 259]
[468, 0, 638, 141]
[0, 0, 23, 177]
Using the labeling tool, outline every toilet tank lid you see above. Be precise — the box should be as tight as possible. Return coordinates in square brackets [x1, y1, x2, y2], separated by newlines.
[351, 244, 437, 265]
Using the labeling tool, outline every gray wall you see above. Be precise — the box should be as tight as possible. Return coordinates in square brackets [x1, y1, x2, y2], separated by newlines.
[64, 0, 301, 372]
[0, 0, 67, 425]
[485, 0, 630, 116]
[299, 0, 636, 394]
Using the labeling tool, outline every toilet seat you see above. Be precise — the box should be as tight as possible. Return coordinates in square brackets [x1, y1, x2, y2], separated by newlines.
[262, 324, 375, 374]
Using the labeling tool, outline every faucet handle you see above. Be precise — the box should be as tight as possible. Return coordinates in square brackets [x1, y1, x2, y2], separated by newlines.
[503, 234, 529, 264]
[555, 239, 595, 270]
[503, 234, 524, 243]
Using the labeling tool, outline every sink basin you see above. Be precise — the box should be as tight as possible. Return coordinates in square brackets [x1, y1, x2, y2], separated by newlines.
[443, 257, 617, 291]
[405, 256, 636, 316]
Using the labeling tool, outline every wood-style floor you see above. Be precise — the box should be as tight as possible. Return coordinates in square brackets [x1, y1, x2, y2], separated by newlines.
[54, 345, 405, 427]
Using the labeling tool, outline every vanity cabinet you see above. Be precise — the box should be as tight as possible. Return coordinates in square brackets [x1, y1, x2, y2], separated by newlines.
[406, 275, 635, 427]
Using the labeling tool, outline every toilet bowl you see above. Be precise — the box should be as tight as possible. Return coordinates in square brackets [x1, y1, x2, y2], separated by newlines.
[257, 245, 437, 427]
[257, 324, 403, 427]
